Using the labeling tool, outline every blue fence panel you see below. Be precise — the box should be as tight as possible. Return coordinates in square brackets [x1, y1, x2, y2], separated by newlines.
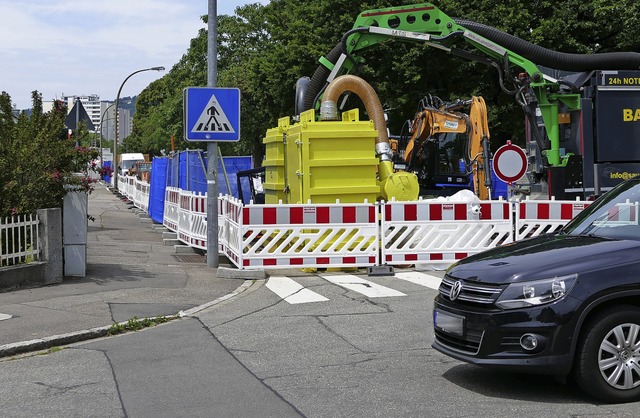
[187, 151, 207, 194]
[161, 150, 253, 198]
[217, 156, 253, 200]
[178, 151, 188, 190]
[102, 161, 112, 183]
[148, 157, 169, 223]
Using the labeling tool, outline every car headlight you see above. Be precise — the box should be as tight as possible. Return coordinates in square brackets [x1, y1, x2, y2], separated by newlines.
[495, 274, 577, 309]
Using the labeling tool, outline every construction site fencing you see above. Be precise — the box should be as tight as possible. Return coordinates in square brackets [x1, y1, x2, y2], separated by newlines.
[514, 198, 593, 241]
[381, 198, 513, 270]
[222, 197, 380, 269]
[126, 180, 594, 270]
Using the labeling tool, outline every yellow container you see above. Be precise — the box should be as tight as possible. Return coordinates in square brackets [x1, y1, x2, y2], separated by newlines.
[263, 117, 290, 203]
[286, 109, 379, 204]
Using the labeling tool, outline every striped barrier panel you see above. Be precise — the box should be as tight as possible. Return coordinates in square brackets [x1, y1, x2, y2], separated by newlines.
[222, 196, 244, 266]
[163, 187, 180, 232]
[515, 198, 592, 240]
[189, 192, 207, 250]
[381, 199, 512, 269]
[133, 180, 150, 211]
[177, 191, 193, 246]
[218, 194, 225, 253]
[227, 202, 379, 269]
[606, 200, 638, 224]
[119, 175, 136, 199]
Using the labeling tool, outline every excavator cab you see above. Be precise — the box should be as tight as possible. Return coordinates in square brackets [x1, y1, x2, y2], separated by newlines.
[406, 131, 470, 196]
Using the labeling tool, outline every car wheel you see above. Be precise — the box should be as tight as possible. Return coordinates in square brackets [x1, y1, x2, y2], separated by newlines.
[574, 305, 640, 403]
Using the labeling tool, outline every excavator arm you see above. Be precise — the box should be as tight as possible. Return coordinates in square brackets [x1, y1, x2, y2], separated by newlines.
[401, 94, 491, 199]
[468, 96, 491, 200]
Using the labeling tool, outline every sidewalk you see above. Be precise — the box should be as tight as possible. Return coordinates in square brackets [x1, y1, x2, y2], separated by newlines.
[0, 182, 260, 357]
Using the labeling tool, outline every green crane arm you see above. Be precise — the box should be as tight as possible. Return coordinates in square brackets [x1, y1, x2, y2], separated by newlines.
[305, 3, 577, 167]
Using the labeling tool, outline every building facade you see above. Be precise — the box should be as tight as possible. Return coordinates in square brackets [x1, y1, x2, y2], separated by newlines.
[42, 95, 133, 143]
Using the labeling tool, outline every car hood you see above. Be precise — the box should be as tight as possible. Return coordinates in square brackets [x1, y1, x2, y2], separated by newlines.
[448, 233, 640, 284]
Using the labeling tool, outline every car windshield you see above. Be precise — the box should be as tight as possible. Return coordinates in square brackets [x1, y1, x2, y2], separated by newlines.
[563, 178, 640, 240]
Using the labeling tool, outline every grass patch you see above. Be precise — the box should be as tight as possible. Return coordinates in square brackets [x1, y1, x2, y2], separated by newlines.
[107, 315, 177, 336]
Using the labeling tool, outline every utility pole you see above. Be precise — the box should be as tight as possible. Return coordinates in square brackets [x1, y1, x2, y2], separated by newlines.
[207, 0, 219, 268]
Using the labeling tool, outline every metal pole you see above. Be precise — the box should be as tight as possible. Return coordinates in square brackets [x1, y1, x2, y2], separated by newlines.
[114, 66, 165, 190]
[207, 0, 219, 268]
[99, 103, 115, 170]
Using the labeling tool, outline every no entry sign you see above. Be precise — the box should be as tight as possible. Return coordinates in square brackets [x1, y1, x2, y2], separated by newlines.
[492, 141, 528, 184]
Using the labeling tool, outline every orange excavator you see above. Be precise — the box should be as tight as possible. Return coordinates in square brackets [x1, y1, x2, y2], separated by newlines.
[397, 94, 492, 199]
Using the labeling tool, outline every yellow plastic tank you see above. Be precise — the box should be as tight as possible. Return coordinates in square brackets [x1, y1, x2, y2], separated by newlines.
[262, 117, 289, 204]
[285, 109, 379, 204]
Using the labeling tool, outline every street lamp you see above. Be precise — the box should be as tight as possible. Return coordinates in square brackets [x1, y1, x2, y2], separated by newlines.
[113, 66, 165, 190]
[98, 102, 115, 170]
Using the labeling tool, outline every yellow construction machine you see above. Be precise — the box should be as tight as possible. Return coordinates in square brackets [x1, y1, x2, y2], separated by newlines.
[397, 95, 492, 199]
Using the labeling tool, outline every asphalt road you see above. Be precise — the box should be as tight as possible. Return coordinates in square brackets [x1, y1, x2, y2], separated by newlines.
[2, 270, 639, 417]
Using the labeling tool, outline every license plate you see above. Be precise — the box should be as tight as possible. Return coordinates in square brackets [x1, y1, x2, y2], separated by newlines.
[434, 310, 464, 336]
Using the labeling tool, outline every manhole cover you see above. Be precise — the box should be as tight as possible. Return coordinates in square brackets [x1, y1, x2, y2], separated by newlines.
[173, 254, 205, 263]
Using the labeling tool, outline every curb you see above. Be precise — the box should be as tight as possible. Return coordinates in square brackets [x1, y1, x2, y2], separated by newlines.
[216, 266, 267, 280]
[0, 279, 256, 359]
[179, 279, 260, 317]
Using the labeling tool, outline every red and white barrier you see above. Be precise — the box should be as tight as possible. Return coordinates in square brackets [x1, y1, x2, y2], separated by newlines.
[225, 201, 379, 269]
[515, 198, 591, 240]
[381, 198, 512, 269]
[155, 186, 596, 271]
[163, 187, 180, 232]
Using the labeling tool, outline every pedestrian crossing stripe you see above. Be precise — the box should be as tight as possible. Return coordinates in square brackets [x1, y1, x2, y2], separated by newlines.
[265, 272, 443, 304]
[266, 276, 329, 304]
[321, 274, 406, 298]
[192, 94, 235, 134]
[394, 271, 443, 289]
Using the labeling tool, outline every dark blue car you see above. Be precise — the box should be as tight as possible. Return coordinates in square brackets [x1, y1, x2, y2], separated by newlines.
[433, 178, 640, 403]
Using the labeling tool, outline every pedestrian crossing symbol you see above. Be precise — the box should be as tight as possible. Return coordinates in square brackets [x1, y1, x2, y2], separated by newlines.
[184, 87, 240, 142]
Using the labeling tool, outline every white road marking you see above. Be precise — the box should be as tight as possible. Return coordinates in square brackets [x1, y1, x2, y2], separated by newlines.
[320, 274, 406, 298]
[266, 276, 329, 304]
[395, 271, 442, 290]
[0, 313, 12, 321]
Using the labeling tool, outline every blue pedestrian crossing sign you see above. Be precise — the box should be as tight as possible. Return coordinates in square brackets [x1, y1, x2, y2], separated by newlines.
[183, 87, 240, 142]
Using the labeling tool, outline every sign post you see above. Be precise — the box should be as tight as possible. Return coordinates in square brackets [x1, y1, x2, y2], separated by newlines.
[183, 86, 240, 269]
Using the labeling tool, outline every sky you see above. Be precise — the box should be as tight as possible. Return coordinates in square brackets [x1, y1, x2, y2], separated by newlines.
[0, 0, 269, 110]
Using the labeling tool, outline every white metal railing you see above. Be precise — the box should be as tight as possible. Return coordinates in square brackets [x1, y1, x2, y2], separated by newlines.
[1, 214, 40, 267]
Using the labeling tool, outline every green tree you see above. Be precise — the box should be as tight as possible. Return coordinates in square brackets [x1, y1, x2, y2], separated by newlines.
[0, 91, 97, 216]
[128, 0, 640, 160]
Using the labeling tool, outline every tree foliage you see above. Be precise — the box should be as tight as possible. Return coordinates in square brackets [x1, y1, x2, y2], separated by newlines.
[0, 92, 98, 216]
[127, 0, 640, 160]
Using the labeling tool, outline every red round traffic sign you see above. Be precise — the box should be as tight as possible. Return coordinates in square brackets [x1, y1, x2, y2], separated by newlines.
[492, 142, 528, 184]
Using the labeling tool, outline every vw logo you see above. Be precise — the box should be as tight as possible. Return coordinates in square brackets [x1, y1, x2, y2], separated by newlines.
[450, 281, 463, 301]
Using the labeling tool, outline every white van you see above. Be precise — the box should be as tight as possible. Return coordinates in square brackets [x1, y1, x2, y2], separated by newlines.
[119, 153, 145, 176]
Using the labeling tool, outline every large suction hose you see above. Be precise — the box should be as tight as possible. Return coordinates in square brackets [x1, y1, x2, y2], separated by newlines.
[302, 43, 346, 112]
[321, 75, 392, 163]
[320, 74, 418, 200]
[455, 19, 640, 71]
